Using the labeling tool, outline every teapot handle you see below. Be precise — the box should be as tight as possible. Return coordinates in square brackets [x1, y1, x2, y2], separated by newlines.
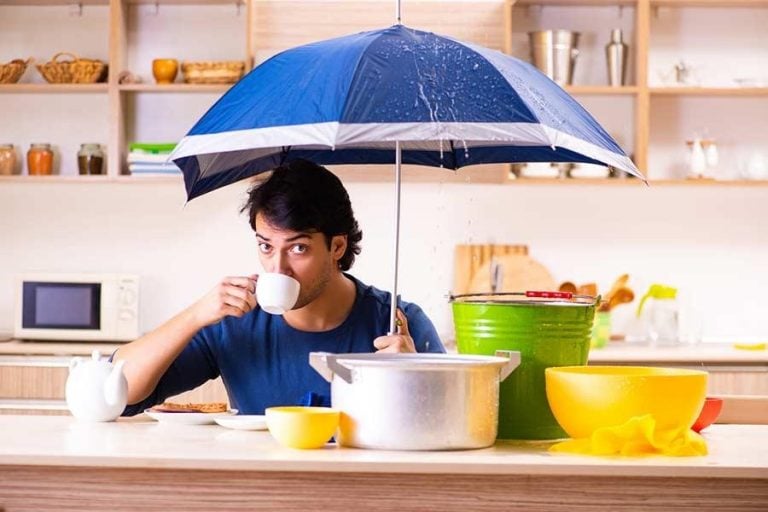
[69, 357, 82, 373]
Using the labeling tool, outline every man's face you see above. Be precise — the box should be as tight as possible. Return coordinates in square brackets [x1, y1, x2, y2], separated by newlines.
[254, 213, 346, 310]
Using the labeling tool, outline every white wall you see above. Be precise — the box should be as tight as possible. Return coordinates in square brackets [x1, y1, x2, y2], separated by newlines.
[2, 2, 767, 345]
[1, 178, 766, 345]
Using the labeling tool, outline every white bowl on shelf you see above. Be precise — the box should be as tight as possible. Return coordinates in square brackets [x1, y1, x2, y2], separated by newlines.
[570, 163, 610, 179]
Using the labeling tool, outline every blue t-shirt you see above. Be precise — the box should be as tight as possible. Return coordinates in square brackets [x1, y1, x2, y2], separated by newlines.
[123, 274, 445, 415]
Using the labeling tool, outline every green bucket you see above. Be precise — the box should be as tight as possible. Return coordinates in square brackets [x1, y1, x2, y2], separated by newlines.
[452, 292, 596, 440]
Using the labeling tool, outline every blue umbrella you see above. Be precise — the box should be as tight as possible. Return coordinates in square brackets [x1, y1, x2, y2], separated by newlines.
[171, 23, 644, 332]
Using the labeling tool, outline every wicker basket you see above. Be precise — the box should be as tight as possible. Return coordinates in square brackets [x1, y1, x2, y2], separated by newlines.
[181, 60, 245, 84]
[36, 52, 107, 84]
[0, 58, 31, 84]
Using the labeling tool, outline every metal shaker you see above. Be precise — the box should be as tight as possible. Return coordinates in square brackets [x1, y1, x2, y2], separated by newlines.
[605, 29, 628, 86]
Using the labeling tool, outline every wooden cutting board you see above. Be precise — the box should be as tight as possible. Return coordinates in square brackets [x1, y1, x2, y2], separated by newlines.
[453, 244, 556, 295]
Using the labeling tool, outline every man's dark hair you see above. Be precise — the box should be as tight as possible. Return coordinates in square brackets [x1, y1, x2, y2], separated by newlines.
[242, 159, 363, 271]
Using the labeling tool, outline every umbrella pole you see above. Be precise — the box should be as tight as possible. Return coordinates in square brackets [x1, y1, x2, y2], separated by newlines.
[396, 0, 401, 24]
[389, 140, 402, 335]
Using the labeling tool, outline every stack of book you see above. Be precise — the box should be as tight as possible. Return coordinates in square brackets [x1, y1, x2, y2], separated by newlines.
[127, 143, 181, 176]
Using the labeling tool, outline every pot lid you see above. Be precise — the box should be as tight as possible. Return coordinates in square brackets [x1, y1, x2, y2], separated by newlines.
[310, 351, 521, 384]
[451, 290, 597, 307]
[333, 352, 514, 369]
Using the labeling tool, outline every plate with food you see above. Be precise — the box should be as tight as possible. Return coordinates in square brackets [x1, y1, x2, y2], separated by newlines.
[214, 415, 268, 431]
[145, 402, 237, 425]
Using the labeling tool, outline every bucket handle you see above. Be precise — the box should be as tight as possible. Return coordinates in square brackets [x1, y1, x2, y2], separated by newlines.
[495, 350, 521, 382]
[309, 352, 353, 384]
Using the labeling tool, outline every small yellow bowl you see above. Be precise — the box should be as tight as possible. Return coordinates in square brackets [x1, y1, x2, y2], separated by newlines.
[265, 406, 340, 449]
[545, 366, 707, 439]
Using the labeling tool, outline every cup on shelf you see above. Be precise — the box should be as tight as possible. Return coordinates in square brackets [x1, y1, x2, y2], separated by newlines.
[152, 58, 178, 85]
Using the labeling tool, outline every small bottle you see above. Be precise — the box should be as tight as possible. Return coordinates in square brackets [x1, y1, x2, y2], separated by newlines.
[77, 143, 105, 175]
[605, 29, 628, 87]
[27, 143, 54, 175]
[0, 144, 17, 175]
[704, 140, 719, 178]
[688, 138, 706, 178]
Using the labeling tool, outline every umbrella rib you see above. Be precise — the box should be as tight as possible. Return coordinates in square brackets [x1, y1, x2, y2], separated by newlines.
[279, 146, 291, 166]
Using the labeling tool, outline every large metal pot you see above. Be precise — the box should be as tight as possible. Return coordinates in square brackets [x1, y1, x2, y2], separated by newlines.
[309, 351, 520, 450]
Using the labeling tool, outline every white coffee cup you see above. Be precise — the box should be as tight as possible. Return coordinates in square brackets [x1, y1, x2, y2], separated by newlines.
[256, 273, 300, 315]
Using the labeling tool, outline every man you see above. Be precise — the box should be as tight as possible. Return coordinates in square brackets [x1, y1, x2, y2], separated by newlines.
[115, 159, 445, 415]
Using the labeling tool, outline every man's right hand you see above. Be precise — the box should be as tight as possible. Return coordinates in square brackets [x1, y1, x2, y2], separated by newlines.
[190, 275, 258, 327]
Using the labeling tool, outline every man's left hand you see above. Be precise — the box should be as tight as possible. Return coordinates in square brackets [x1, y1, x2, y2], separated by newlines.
[373, 309, 416, 353]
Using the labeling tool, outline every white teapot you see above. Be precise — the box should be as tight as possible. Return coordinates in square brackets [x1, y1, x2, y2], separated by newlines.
[65, 350, 128, 422]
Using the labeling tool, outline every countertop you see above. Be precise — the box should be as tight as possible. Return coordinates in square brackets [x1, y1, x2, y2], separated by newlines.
[1, 415, 766, 479]
[2, 418, 767, 511]
[1, 339, 766, 364]
[588, 342, 768, 364]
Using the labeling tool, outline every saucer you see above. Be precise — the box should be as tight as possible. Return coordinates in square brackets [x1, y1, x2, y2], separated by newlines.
[144, 409, 237, 425]
[214, 415, 268, 431]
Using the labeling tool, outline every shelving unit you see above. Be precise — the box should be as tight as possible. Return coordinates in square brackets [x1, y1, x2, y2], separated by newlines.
[1, 0, 766, 185]
[505, 0, 768, 182]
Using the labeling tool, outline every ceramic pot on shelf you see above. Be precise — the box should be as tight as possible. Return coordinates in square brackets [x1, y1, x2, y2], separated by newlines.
[152, 58, 178, 84]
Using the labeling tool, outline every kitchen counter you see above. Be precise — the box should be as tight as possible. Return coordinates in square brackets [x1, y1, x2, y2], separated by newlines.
[589, 342, 768, 364]
[0, 339, 122, 357]
[0, 415, 766, 511]
[2, 339, 766, 363]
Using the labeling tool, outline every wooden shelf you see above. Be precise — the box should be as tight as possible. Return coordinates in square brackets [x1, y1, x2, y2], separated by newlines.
[0, 84, 109, 93]
[126, 0, 245, 5]
[565, 85, 639, 95]
[113, 175, 183, 183]
[0, 175, 112, 182]
[651, 1, 768, 7]
[0, 175, 182, 183]
[3, 175, 766, 187]
[514, 0, 637, 6]
[0, 0, 108, 5]
[118, 83, 232, 93]
[650, 87, 768, 96]
[509, 178, 768, 186]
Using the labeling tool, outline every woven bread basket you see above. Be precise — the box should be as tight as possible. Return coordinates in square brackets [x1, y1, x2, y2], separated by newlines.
[36, 52, 107, 84]
[0, 59, 31, 84]
[181, 60, 245, 84]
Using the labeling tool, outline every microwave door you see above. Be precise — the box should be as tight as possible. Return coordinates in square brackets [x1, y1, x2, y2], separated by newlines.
[19, 282, 102, 340]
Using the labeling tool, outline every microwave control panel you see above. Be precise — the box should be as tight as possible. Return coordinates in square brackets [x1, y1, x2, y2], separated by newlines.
[115, 276, 140, 340]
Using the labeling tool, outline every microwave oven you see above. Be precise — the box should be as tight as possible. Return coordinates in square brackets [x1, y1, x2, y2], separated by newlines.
[13, 273, 139, 342]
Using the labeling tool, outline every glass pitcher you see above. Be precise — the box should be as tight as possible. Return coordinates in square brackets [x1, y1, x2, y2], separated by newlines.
[636, 284, 679, 346]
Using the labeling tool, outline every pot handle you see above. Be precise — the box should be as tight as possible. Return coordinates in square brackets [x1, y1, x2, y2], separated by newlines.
[308, 352, 353, 384]
[494, 350, 521, 382]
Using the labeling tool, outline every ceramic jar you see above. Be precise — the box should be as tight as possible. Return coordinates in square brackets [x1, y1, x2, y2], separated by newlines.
[152, 58, 178, 84]
[0, 144, 16, 175]
[77, 143, 105, 175]
[27, 143, 54, 175]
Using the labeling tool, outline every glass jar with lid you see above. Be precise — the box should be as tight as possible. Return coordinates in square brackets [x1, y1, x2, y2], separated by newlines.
[77, 143, 105, 175]
[27, 143, 54, 175]
[0, 144, 17, 175]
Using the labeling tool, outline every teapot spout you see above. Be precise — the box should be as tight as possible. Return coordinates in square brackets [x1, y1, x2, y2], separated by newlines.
[104, 359, 127, 407]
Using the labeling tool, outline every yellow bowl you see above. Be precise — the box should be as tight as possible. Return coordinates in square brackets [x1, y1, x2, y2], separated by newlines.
[265, 406, 340, 449]
[545, 366, 707, 439]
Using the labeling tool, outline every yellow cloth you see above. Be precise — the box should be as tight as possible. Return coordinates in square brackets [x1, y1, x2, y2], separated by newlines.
[549, 414, 708, 457]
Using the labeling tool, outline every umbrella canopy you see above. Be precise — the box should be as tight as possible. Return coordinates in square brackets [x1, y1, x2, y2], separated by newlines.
[171, 24, 642, 200]
[170, 24, 644, 333]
